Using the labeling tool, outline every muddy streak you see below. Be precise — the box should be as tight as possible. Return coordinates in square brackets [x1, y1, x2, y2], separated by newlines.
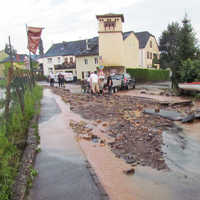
[55, 93, 142, 200]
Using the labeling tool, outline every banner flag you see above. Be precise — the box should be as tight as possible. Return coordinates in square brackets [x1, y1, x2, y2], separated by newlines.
[27, 26, 43, 54]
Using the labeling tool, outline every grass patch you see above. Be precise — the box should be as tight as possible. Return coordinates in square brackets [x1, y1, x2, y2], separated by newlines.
[0, 85, 43, 200]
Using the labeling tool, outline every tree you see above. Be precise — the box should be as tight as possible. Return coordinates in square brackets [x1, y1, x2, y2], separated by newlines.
[180, 59, 200, 83]
[159, 22, 181, 88]
[159, 22, 181, 69]
[38, 39, 44, 56]
[159, 14, 200, 89]
[4, 43, 17, 56]
[178, 14, 198, 61]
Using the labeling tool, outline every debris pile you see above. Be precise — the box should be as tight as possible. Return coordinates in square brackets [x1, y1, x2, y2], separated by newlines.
[51, 87, 197, 171]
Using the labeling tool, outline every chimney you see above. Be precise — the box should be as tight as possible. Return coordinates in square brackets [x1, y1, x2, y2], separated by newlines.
[86, 39, 90, 50]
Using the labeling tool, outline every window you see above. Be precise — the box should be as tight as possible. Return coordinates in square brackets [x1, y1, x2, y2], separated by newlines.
[150, 41, 152, 48]
[147, 52, 149, 59]
[64, 57, 68, 63]
[57, 57, 61, 63]
[94, 57, 98, 64]
[150, 52, 152, 59]
[47, 58, 52, 63]
[70, 57, 73, 63]
[84, 59, 88, 64]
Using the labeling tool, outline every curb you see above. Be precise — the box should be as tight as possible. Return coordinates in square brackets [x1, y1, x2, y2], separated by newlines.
[11, 113, 39, 200]
[85, 160, 110, 200]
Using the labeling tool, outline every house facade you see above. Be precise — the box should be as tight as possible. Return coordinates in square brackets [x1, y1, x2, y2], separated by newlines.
[135, 32, 160, 69]
[39, 40, 86, 76]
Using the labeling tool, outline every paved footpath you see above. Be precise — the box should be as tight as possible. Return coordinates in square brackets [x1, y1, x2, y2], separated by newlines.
[28, 88, 103, 200]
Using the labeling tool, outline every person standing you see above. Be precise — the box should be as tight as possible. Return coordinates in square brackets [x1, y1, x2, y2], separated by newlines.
[61, 73, 65, 87]
[107, 72, 113, 94]
[90, 71, 99, 94]
[98, 70, 105, 95]
[58, 73, 62, 87]
[87, 72, 91, 93]
[49, 72, 55, 87]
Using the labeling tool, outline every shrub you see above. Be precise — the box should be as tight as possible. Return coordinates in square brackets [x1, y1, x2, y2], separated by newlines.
[126, 68, 170, 82]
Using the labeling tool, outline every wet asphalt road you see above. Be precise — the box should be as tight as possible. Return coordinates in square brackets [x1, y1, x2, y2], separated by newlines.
[28, 89, 103, 200]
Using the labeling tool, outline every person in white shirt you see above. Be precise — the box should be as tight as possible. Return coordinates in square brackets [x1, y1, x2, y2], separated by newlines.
[49, 72, 55, 87]
[90, 71, 99, 94]
[98, 70, 105, 95]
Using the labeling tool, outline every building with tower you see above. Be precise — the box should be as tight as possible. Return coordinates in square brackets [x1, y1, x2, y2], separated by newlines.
[40, 13, 160, 80]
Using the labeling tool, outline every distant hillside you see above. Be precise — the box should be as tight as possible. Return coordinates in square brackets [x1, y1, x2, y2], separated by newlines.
[0, 50, 8, 61]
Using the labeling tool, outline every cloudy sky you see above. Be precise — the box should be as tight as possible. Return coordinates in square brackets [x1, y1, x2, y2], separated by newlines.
[1, 0, 200, 54]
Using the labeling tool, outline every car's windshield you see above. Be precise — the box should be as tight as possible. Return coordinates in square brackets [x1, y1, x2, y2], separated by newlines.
[111, 74, 122, 80]
[124, 73, 131, 79]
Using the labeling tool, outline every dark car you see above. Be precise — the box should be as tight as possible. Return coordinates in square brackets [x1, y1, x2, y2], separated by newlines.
[112, 73, 136, 90]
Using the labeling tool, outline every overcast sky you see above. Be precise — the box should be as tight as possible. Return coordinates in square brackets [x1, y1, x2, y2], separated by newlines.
[1, 0, 200, 54]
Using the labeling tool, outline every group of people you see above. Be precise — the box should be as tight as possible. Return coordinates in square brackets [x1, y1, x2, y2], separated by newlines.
[58, 73, 65, 88]
[49, 72, 65, 87]
[83, 71, 113, 95]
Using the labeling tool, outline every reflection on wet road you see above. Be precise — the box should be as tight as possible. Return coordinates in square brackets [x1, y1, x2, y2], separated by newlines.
[132, 124, 200, 200]
[29, 89, 103, 200]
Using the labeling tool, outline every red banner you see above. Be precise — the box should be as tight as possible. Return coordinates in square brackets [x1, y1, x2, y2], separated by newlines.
[27, 26, 43, 54]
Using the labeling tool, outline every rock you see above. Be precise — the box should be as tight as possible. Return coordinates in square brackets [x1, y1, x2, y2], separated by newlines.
[126, 159, 136, 164]
[140, 90, 147, 94]
[123, 168, 135, 175]
[182, 113, 195, 123]
[100, 139, 106, 146]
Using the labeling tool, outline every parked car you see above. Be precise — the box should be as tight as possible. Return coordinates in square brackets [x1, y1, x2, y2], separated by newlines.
[54, 72, 74, 83]
[112, 73, 136, 90]
[63, 72, 73, 82]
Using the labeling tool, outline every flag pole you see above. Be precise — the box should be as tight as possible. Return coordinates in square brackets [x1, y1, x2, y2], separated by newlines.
[26, 24, 34, 86]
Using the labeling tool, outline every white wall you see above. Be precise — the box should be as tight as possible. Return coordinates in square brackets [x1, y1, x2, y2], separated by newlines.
[38, 55, 75, 76]
[76, 55, 99, 80]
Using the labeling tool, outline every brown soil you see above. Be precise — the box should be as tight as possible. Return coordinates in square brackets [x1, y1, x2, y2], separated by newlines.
[50, 87, 194, 171]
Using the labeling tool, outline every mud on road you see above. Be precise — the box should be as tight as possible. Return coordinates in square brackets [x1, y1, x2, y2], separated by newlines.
[50, 87, 195, 171]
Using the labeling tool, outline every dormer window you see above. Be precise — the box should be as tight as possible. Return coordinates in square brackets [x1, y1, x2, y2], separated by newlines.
[65, 57, 68, 63]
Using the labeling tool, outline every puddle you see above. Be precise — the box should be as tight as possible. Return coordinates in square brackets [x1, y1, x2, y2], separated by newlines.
[39, 95, 61, 123]
[130, 124, 200, 200]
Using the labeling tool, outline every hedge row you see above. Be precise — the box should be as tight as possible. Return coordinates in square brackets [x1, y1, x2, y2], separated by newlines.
[126, 68, 170, 82]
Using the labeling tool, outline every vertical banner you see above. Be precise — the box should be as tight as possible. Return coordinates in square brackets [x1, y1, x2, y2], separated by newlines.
[27, 26, 43, 54]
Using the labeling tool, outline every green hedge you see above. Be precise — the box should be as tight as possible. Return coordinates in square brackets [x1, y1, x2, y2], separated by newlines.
[126, 68, 170, 82]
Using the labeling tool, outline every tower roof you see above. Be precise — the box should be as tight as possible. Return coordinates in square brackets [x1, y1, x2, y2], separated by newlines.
[96, 13, 124, 22]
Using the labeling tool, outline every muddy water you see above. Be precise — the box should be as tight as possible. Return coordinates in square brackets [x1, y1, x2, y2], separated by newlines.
[130, 122, 200, 200]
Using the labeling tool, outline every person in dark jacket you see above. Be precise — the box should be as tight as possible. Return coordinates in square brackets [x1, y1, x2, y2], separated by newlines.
[107, 73, 113, 94]
[58, 73, 62, 87]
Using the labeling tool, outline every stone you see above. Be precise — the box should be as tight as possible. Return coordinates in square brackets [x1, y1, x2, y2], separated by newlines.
[123, 168, 135, 175]
[144, 109, 184, 121]
[182, 113, 195, 123]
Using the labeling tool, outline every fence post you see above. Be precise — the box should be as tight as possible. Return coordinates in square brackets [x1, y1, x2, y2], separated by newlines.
[5, 36, 14, 136]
